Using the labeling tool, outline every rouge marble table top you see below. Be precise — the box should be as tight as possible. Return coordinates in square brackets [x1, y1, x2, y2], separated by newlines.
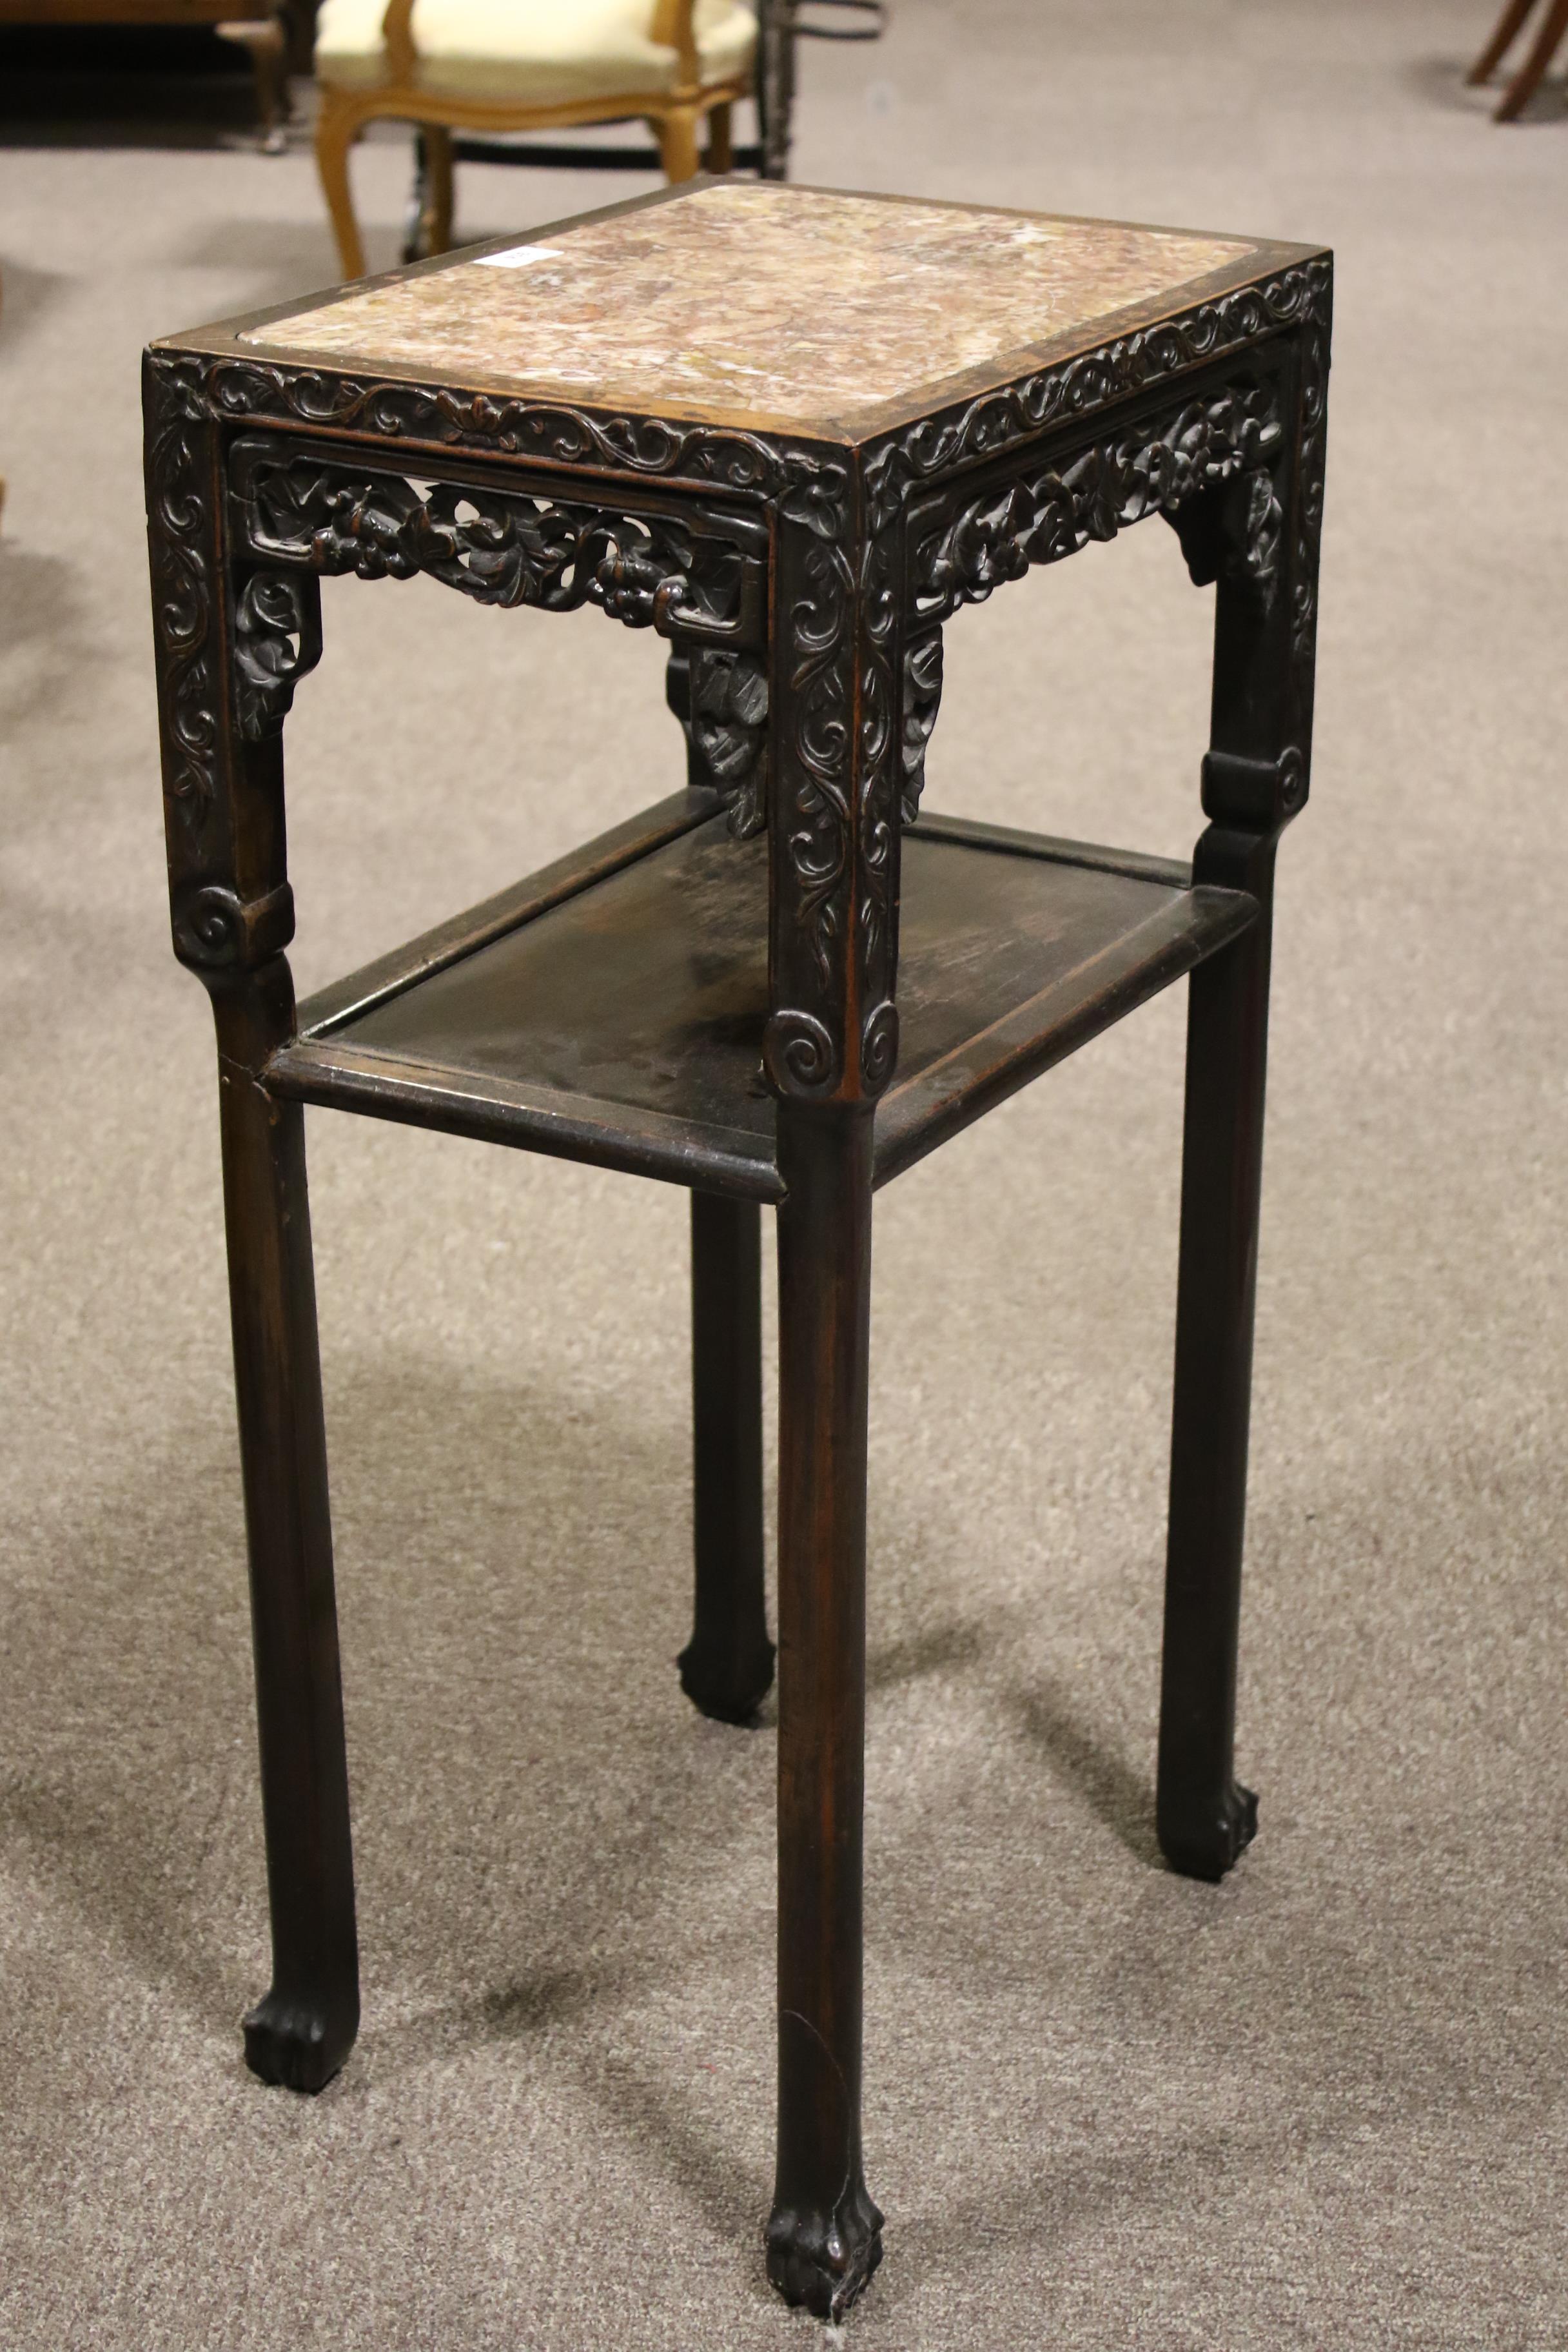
[220, 182, 1313, 440]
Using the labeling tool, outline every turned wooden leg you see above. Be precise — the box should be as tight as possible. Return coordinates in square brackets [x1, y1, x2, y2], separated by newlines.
[756, 0, 794, 180]
[679, 1192, 773, 1721]
[1496, 0, 1568, 115]
[657, 106, 702, 181]
[1468, 0, 1538, 81]
[705, 99, 734, 172]
[424, 122, 455, 253]
[213, 961, 359, 2091]
[315, 90, 367, 279]
[766, 1106, 882, 2318]
[1156, 888, 1273, 1883]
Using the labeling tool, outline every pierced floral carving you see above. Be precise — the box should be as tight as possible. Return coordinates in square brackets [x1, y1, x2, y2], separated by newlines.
[690, 650, 770, 839]
[910, 386, 1285, 627]
[900, 630, 943, 824]
[233, 571, 323, 742]
[228, 442, 764, 647]
[863, 260, 1332, 527]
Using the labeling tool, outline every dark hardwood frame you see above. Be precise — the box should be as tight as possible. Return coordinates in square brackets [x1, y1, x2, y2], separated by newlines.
[144, 187, 1330, 2318]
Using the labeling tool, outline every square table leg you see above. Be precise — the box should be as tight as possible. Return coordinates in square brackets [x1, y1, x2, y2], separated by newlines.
[1157, 311, 1326, 1881]
[680, 1192, 774, 1722]
[766, 1102, 883, 2318]
[146, 365, 359, 2088]
[216, 965, 360, 2090]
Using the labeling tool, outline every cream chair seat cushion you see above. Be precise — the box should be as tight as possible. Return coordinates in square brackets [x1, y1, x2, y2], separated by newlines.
[315, 0, 756, 102]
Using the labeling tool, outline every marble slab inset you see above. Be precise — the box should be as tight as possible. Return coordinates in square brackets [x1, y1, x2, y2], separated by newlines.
[242, 182, 1265, 434]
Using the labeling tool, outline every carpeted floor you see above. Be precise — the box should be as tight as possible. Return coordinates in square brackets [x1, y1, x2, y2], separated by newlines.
[2, 4, 1565, 2344]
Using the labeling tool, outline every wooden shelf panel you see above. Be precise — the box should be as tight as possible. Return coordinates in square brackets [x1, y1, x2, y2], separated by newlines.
[266, 798, 1257, 1199]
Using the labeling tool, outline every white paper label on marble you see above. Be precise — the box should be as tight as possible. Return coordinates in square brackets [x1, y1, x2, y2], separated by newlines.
[474, 245, 565, 270]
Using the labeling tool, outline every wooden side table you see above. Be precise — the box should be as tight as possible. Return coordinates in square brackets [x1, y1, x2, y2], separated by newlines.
[143, 182, 1330, 2319]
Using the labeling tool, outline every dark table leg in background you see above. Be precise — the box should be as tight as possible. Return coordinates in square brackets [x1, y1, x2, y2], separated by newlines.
[680, 1191, 774, 1722]
[766, 1104, 882, 2320]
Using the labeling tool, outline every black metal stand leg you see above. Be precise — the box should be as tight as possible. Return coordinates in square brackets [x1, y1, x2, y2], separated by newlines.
[679, 1191, 774, 1723]
[766, 1106, 882, 2319]
[1157, 881, 1275, 1883]
[214, 965, 360, 2091]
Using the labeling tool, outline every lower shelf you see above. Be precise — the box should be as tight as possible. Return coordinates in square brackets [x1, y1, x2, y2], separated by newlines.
[269, 791, 1257, 1199]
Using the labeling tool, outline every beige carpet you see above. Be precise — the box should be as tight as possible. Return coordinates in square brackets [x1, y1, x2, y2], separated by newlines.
[2, 4, 1565, 2344]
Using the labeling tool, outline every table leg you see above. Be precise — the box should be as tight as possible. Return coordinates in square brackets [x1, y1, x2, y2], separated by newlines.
[1157, 877, 1274, 1881]
[766, 1104, 882, 2318]
[1156, 302, 1326, 1881]
[213, 963, 360, 2090]
[680, 1191, 774, 1721]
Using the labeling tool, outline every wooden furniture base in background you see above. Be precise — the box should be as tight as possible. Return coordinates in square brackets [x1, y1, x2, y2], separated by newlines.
[1468, 0, 1568, 119]
[0, 0, 295, 146]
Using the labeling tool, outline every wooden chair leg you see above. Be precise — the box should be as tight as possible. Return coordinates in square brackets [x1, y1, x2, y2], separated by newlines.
[705, 99, 734, 172]
[680, 1192, 774, 1721]
[766, 1105, 882, 2320]
[1496, 0, 1568, 114]
[217, 14, 289, 152]
[211, 963, 359, 2093]
[315, 90, 368, 279]
[1467, 0, 1539, 83]
[424, 122, 456, 253]
[657, 106, 702, 181]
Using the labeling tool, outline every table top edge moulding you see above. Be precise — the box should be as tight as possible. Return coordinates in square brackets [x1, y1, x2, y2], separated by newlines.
[149, 179, 1329, 458]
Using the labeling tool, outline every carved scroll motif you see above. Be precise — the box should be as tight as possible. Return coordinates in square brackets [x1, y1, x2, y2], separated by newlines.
[864, 260, 1331, 527]
[856, 518, 901, 1083]
[761, 515, 854, 1099]
[763, 489, 905, 1106]
[206, 356, 850, 520]
[144, 353, 223, 843]
[1291, 305, 1331, 697]
[909, 386, 1286, 629]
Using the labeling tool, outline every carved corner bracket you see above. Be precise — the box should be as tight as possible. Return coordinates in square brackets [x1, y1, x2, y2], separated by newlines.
[233, 570, 322, 741]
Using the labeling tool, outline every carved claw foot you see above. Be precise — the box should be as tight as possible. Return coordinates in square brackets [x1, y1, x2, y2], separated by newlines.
[676, 1632, 775, 1726]
[765, 2177, 883, 2318]
[242, 1986, 358, 2092]
[1159, 1780, 1259, 1883]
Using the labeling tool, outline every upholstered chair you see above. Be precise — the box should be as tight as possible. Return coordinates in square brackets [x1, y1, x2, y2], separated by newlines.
[313, 0, 758, 277]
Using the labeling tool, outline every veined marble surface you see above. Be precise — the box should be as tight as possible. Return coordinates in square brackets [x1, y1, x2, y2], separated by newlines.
[245, 182, 1261, 431]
